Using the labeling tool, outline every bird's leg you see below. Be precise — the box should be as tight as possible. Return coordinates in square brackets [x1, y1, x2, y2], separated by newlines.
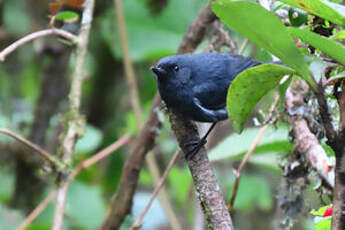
[184, 122, 217, 159]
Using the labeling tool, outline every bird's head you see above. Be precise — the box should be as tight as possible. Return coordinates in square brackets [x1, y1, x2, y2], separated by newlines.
[150, 55, 192, 85]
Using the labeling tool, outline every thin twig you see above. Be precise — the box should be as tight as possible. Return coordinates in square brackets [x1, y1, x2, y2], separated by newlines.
[0, 128, 64, 169]
[17, 135, 130, 229]
[68, 134, 131, 181]
[130, 149, 182, 230]
[114, 0, 142, 122]
[0, 28, 78, 62]
[52, 1, 95, 229]
[238, 38, 249, 56]
[324, 73, 345, 86]
[17, 190, 58, 230]
[227, 94, 280, 211]
[113, 0, 181, 229]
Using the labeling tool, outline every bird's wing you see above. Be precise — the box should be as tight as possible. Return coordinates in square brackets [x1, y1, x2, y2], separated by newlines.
[192, 97, 228, 121]
[193, 80, 228, 110]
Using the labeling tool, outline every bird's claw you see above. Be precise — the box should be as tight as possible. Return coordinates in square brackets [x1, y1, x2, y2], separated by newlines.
[183, 138, 207, 160]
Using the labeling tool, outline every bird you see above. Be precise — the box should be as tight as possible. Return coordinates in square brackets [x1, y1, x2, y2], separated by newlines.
[151, 52, 262, 157]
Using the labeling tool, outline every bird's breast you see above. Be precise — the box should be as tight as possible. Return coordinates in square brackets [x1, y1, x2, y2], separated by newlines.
[158, 81, 193, 111]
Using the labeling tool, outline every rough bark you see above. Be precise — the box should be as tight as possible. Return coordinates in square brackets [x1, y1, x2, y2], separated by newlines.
[169, 111, 233, 229]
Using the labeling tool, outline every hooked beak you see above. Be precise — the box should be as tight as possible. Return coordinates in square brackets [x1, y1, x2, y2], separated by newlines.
[150, 66, 167, 77]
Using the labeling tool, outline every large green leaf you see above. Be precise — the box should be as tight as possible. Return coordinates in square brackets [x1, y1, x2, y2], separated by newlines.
[226, 64, 295, 133]
[288, 27, 345, 66]
[279, 0, 345, 27]
[211, 0, 316, 91]
[209, 126, 292, 161]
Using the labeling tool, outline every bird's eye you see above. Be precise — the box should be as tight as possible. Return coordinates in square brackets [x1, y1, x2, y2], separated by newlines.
[173, 65, 179, 72]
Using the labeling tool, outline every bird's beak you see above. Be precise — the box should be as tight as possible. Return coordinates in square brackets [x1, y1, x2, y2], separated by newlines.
[150, 66, 166, 77]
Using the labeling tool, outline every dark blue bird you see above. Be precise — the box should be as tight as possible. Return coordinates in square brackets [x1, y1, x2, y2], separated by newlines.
[151, 53, 262, 157]
[151, 53, 261, 122]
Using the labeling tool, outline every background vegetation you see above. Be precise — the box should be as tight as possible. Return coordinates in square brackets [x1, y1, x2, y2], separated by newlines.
[0, 0, 344, 229]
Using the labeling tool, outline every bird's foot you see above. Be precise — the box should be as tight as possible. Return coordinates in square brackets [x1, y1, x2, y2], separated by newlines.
[183, 138, 207, 160]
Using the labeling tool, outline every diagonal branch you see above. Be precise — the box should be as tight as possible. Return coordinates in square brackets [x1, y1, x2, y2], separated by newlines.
[16, 134, 130, 230]
[0, 28, 78, 62]
[0, 128, 65, 169]
[227, 94, 280, 211]
[130, 149, 182, 230]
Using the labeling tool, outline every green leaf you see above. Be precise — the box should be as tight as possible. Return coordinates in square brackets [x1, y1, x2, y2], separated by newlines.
[75, 125, 103, 154]
[279, 0, 345, 27]
[311, 205, 332, 216]
[315, 218, 332, 230]
[211, 0, 316, 91]
[331, 30, 345, 41]
[209, 126, 292, 161]
[55, 11, 79, 21]
[288, 8, 308, 27]
[288, 27, 345, 66]
[226, 64, 295, 133]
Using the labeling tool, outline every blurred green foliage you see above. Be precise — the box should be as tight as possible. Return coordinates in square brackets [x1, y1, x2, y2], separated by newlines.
[0, 0, 341, 229]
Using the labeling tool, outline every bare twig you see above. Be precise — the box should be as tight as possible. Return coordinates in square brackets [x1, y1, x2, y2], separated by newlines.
[227, 94, 280, 211]
[238, 39, 249, 56]
[17, 190, 58, 230]
[113, 0, 181, 229]
[0, 28, 78, 62]
[130, 149, 182, 230]
[69, 134, 131, 181]
[114, 0, 142, 122]
[52, 1, 95, 229]
[324, 73, 345, 86]
[17, 134, 130, 230]
[0, 128, 64, 169]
